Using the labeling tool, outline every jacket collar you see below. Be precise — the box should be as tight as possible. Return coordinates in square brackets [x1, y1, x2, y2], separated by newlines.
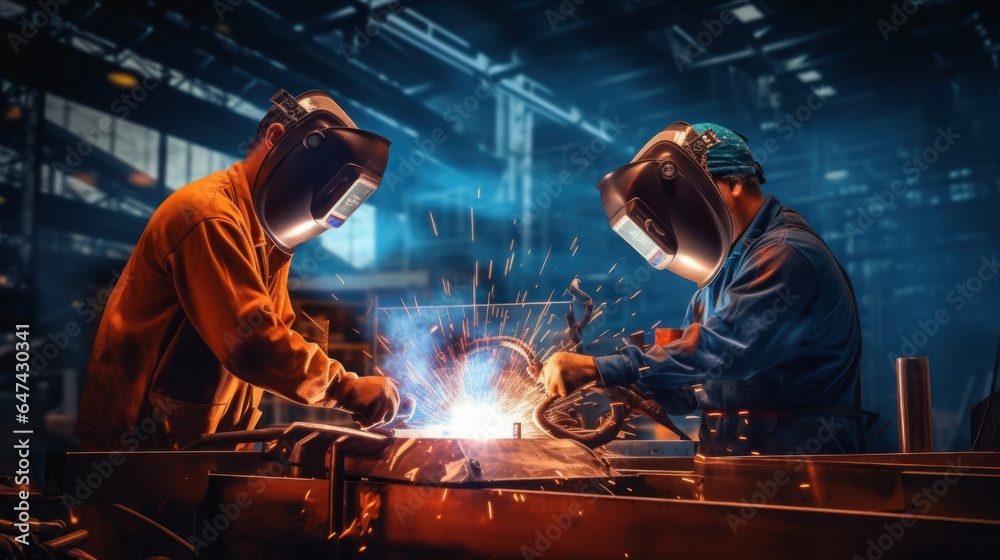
[228, 161, 267, 249]
[729, 195, 783, 260]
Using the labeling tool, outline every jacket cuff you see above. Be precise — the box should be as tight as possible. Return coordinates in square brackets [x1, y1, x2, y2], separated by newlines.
[595, 352, 638, 387]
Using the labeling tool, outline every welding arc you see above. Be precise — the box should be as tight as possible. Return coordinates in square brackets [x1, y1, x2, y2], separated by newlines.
[463, 336, 630, 448]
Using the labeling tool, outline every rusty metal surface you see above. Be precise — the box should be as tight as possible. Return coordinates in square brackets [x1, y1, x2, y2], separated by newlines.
[695, 452, 1000, 518]
[199, 474, 330, 560]
[344, 437, 615, 484]
[49, 446, 1000, 558]
[347, 482, 1000, 559]
[601, 439, 696, 457]
[47, 451, 268, 504]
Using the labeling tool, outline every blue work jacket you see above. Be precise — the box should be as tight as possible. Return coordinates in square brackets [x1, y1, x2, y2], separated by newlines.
[595, 196, 867, 456]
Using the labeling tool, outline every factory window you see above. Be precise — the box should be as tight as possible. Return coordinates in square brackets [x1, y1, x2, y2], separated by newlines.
[319, 204, 377, 270]
[165, 136, 237, 190]
[45, 95, 160, 185]
[948, 182, 976, 202]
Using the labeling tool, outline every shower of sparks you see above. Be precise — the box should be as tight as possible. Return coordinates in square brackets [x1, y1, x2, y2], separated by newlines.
[377, 302, 572, 439]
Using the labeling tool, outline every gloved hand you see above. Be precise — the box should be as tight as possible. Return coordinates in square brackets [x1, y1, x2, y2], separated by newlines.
[341, 376, 400, 428]
[540, 352, 599, 397]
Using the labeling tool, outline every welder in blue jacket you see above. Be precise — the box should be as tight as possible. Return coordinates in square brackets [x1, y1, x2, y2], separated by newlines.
[540, 122, 868, 456]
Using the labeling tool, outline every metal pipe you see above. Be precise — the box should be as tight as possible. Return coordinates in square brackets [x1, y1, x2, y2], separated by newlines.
[896, 357, 933, 453]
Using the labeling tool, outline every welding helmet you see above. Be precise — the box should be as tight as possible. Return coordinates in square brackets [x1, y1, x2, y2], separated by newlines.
[252, 89, 390, 253]
[597, 122, 734, 288]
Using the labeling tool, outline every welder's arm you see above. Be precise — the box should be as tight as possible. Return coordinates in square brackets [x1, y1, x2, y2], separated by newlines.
[595, 242, 819, 390]
[164, 217, 357, 408]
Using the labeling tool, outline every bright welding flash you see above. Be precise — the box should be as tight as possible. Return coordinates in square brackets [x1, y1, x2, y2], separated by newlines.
[445, 403, 514, 440]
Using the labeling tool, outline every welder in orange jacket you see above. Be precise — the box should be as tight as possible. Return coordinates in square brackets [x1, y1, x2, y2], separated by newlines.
[76, 90, 399, 451]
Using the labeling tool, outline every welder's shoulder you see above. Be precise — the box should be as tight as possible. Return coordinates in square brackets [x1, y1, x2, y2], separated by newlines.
[755, 223, 839, 282]
[150, 171, 243, 238]
[144, 169, 247, 254]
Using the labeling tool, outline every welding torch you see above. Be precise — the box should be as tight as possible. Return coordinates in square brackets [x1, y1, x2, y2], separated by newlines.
[532, 278, 691, 448]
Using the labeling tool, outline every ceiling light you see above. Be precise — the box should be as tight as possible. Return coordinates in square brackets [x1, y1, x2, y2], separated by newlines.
[797, 70, 822, 82]
[733, 4, 765, 23]
[106, 71, 139, 89]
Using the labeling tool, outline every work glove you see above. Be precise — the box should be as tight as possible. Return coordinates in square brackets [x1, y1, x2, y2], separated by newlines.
[540, 352, 599, 397]
[341, 376, 400, 428]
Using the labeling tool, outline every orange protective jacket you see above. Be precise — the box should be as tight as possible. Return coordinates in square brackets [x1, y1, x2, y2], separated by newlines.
[76, 162, 358, 450]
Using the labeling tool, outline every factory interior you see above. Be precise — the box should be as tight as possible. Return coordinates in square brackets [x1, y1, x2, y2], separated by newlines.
[1, 0, 1000, 558]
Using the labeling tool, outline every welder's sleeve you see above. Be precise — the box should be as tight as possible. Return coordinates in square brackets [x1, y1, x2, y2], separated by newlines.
[595, 242, 819, 390]
[273, 262, 297, 326]
[164, 217, 357, 406]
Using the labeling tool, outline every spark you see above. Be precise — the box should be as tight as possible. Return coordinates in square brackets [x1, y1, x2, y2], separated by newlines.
[650, 320, 662, 329]
[488, 501, 493, 520]
[429, 211, 439, 236]
[538, 247, 553, 275]
[330, 293, 339, 301]
[799, 483, 811, 488]
[335, 273, 345, 285]
[379, 301, 556, 440]
[470, 206, 475, 242]
[608, 263, 618, 274]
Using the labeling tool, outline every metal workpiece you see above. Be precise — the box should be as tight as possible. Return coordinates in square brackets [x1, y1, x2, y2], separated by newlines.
[896, 357, 934, 453]
[344, 481, 999, 559]
[45, 439, 1000, 559]
[343, 436, 615, 484]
